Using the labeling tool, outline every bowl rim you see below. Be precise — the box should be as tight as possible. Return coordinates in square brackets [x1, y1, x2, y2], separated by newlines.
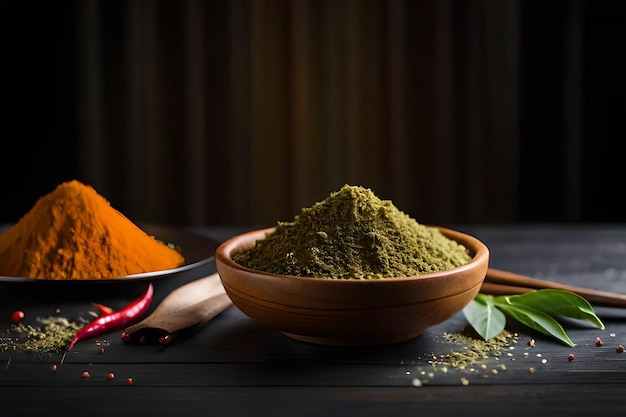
[215, 225, 489, 284]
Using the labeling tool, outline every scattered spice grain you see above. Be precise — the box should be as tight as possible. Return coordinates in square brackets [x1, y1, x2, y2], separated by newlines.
[596, 337, 603, 347]
[1, 316, 82, 353]
[126, 377, 134, 386]
[82, 371, 90, 378]
[432, 329, 518, 368]
[617, 345, 624, 353]
[107, 372, 115, 380]
[411, 378, 423, 387]
[568, 353, 575, 362]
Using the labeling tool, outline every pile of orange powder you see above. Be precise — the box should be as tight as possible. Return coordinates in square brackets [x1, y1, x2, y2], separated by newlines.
[0, 180, 185, 280]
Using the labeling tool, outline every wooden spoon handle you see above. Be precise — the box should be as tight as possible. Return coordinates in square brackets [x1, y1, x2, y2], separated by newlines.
[149, 272, 227, 317]
[122, 273, 232, 343]
[483, 268, 626, 308]
[146, 293, 233, 334]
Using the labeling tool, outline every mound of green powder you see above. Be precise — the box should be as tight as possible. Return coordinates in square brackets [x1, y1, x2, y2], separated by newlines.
[232, 185, 472, 279]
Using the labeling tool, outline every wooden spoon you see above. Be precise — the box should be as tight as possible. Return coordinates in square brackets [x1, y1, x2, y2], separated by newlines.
[122, 273, 232, 344]
[482, 268, 626, 309]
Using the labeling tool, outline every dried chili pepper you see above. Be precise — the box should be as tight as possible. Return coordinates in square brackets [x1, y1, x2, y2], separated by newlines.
[66, 283, 154, 351]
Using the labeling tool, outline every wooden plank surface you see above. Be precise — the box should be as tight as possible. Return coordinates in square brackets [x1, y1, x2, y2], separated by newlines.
[2, 224, 626, 415]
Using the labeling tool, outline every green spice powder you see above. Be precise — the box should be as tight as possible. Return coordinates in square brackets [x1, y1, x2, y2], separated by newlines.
[232, 185, 472, 279]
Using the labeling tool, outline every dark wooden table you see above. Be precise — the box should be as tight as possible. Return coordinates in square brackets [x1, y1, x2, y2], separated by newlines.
[2, 224, 626, 416]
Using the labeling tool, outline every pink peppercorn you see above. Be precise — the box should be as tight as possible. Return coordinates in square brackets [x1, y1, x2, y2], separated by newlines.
[568, 354, 575, 362]
[11, 311, 24, 325]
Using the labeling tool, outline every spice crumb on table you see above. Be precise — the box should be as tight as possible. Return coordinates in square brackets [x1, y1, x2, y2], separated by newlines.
[0, 316, 82, 353]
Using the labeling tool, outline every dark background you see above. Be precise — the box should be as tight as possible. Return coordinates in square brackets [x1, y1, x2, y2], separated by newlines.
[1, 0, 625, 227]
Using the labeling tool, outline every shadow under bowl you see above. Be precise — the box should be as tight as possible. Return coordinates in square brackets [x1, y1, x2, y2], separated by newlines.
[215, 226, 489, 346]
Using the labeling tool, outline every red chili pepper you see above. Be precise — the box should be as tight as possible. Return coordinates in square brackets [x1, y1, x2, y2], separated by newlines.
[91, 302, 115, 316]
[66, 283, 154, 351]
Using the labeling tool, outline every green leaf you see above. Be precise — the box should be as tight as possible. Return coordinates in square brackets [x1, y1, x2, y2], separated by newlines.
[494, 302, 575, 347]
[463, 288, 605, 347]
[462, 293, 506, 340]
[495, 289, 605, 330]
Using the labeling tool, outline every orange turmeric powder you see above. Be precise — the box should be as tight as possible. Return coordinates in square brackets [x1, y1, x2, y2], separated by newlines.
[0, 180, 185, 280]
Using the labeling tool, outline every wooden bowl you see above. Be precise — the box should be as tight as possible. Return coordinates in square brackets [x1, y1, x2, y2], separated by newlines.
[215, 226, 489, 346]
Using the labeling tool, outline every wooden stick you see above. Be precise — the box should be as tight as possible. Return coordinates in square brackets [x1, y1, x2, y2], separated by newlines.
[482, 268, 626, 308]
[480, 281, 535, 296]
